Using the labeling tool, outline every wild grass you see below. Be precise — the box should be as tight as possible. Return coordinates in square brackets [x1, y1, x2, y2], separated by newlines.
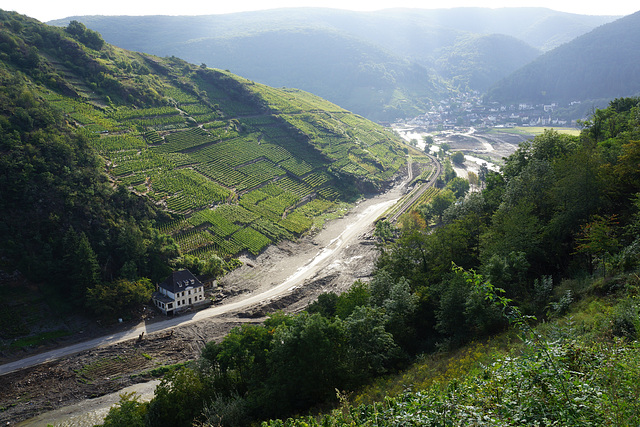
[9, 330, 71, 348]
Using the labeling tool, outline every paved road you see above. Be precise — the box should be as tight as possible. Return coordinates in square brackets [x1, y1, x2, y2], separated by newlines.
[0, 191, 402, 377]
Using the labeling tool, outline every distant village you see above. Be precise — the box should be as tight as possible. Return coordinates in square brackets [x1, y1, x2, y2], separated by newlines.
[396, 93, 589, 131]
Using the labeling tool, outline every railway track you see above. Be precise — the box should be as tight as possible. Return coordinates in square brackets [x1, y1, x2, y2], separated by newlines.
[386, 153, 442, 223]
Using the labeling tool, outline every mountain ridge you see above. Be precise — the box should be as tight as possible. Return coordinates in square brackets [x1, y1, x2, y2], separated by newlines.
[47, 7, 617, 120]
[487, 10, 640, 105]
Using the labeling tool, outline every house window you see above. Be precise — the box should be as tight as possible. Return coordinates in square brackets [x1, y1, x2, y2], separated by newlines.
[177, 300, 180, 306]
[168, 303, 173, 309]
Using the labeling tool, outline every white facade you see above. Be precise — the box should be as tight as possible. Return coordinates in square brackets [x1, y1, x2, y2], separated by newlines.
[152, 270, 207, 315]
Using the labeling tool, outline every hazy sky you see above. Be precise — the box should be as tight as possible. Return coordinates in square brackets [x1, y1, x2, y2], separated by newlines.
[2, 0, 638, 23]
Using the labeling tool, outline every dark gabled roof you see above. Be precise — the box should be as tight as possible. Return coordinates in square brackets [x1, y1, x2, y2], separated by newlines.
[158, 269, 203, 294]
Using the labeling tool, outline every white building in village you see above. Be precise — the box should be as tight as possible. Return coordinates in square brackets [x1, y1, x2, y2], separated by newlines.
[152, 269, 207, 315]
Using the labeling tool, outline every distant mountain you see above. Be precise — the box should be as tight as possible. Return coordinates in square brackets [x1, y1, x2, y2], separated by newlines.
[435, 34, 540, 92]
[48, 8, 616, 120]
[49, 7, 615, 55]
[486, 10, 640, 105]
[369, 8, 616, 53]
[149, 27, 447, 121]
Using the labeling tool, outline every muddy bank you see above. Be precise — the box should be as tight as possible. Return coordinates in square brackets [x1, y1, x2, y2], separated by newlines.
[1, 320, 247, 425]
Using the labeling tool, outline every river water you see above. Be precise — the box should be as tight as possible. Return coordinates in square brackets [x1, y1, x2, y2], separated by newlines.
[17, 380, 159, 427]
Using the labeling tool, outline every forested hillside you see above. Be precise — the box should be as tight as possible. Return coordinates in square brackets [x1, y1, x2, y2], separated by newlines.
[0, 10, 406, 322]
[435, 33, 540, 91]
[115, 27, 446, 122]
[487, 10, 640, 104]
[49, 8, 616, 120]
[99, 96, 640, 425]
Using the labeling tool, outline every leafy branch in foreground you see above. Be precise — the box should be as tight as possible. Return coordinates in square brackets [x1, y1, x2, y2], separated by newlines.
[453, 263, 577, 420]
[452, 263, 533, 329]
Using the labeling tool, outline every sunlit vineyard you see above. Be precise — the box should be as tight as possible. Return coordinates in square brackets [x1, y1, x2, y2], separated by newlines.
[163, 87, 199, 104]
[108, 106, 177, 121]
[59, 65, 406, 259]
[149, 169, 231, 213]
[94, 135, 146, 153]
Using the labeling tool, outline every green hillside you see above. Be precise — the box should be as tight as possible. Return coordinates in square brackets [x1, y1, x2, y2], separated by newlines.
[48, 8, 615, 119]
[97, 65, 407, 258]
[139, 27, 447, 121]
[262, 285, 640, 426]
[0, 10, 406, 313]
[487, 10, 640, 104]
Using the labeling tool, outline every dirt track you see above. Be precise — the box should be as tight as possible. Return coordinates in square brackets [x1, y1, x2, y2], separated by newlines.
[1, 176, 408, 426]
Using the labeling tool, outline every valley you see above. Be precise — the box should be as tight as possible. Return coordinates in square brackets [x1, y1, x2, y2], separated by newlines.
[0, 13, 412, 424]
[1, 170, 413, 425]
[395, 125, 531, 174]
[2, 6, 640, 426]
[4, 123, 526, 426]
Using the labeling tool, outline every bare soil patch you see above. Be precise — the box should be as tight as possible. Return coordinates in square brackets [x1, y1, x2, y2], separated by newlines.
[1, 320, 249, 424]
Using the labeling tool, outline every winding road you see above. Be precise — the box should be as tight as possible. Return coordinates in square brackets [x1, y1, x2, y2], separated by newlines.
[2, 146, 443, 378]
[0, 185, 405, 377]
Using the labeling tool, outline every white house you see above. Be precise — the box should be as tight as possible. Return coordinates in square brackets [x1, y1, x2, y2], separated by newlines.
[152, 270, 206, 315]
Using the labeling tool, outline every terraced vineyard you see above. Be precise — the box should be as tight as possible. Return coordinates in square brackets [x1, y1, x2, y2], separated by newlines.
[51, 56, 406, 259]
